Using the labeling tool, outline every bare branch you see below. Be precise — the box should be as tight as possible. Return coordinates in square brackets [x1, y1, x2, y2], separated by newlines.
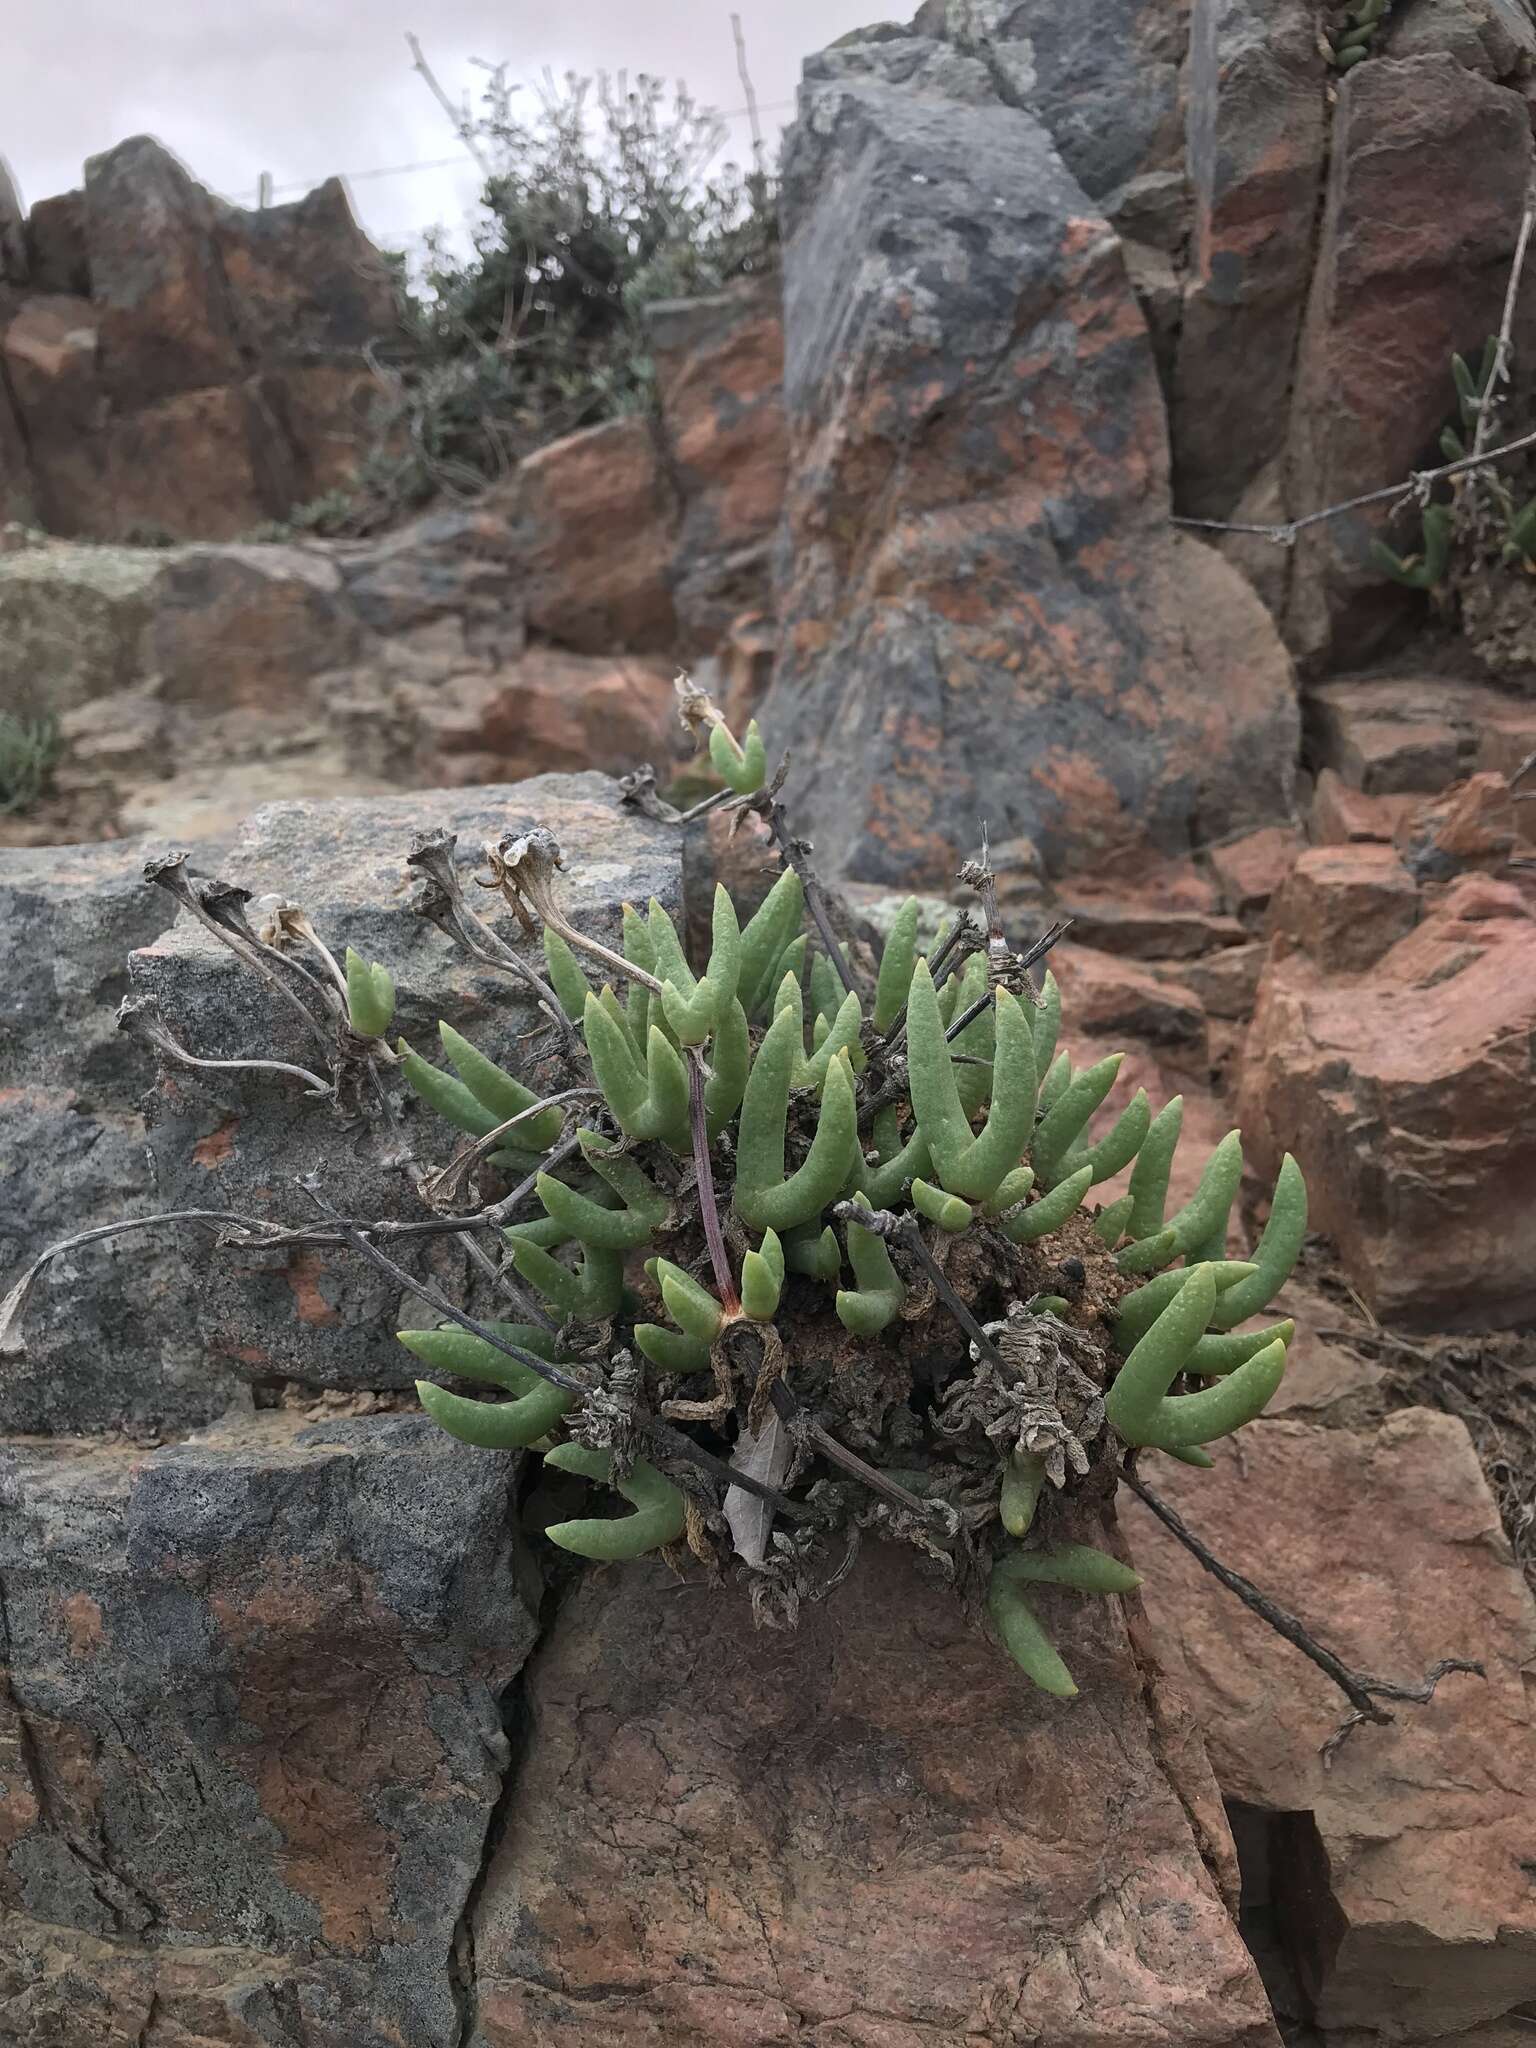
[1121, 1464, 1484, 1762]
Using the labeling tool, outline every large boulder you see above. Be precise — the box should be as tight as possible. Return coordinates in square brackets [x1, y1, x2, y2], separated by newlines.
[1126, 1410, 1536, 2045]
[914, 0, 1188, 227]
[0, 1410, 539, 2048]
[470, 1519, 1282, 2048]
[759, 35, 1298, 889]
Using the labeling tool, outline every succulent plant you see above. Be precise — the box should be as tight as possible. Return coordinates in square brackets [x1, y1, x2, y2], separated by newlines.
[1373, 335, 1536, 585]
[1324, 0, 1391, 70]
[392, 726, 1308, 1698]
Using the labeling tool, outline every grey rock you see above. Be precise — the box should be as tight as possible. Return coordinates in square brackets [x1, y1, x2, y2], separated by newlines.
[1386, 0, 1536, 76]
[764, 52, 1297, 887]
[127, 776, 684, 1393]
[0, 838, 226, 1435]
[914, 0, 1187, 219]
[0, 1409, 538, 2047]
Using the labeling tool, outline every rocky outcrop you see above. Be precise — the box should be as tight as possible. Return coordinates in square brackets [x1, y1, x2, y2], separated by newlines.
[759, 31, 1299, 890]
[128, 778, 680, 1398]
[0, 137, 395, 541]
[1127, 1410, 1536, 2045]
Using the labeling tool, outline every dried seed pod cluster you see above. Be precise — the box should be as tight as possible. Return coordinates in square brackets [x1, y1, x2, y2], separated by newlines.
[396, 772, 1308, 1697]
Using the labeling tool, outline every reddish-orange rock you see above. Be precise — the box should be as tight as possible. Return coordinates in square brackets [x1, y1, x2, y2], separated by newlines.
[471, 1531, 1281, 2048]
[1267, 843, 1420, 972]
[1059, 860, 1248, 961]
[1053, 944, 1208, 1052]
[1209, 826, 1303, 924]
[1239, 870, 1536, 1325]
[1308, 767, 1419, 847]
[415, 650, 681, 783]
[513, 416, 679, 654]
[1308, 677, 1468, 795]
[1126, 1411, 1536, 2042]
[1397, 770, 1520, 877]
[648, 277, 787, 652]
[1172, 0, 1327, 518]
[1, 138, 396, 541]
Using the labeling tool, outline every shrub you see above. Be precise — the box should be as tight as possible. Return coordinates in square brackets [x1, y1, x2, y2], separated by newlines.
[340, 69, 778, 528]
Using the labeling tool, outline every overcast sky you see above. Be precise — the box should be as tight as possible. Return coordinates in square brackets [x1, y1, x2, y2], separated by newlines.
[1, 1, 887, 260]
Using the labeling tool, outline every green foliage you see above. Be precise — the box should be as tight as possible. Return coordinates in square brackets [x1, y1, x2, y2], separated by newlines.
[0, 711, 62, 817]
[344, 948, 396, 1039]
[1324, 0, 1392, 69]
[336, 69, 778, 526]
[1373, 335, 1536, 587]
[394, 862, 1307, 1696]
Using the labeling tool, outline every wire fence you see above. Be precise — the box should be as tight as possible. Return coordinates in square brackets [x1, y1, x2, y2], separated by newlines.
[237, 96, 796, 211]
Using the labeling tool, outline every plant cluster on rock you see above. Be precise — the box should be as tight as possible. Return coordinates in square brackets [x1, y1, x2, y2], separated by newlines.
[37, 692, 1311, 1701]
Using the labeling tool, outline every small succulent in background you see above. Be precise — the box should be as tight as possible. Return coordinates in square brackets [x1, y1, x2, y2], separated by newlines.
[384, 710, 1307, 1697]
[0, 710, 62, 817]
[1373, 337, 1536, 587]
[1325, 0, 1392, 70]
